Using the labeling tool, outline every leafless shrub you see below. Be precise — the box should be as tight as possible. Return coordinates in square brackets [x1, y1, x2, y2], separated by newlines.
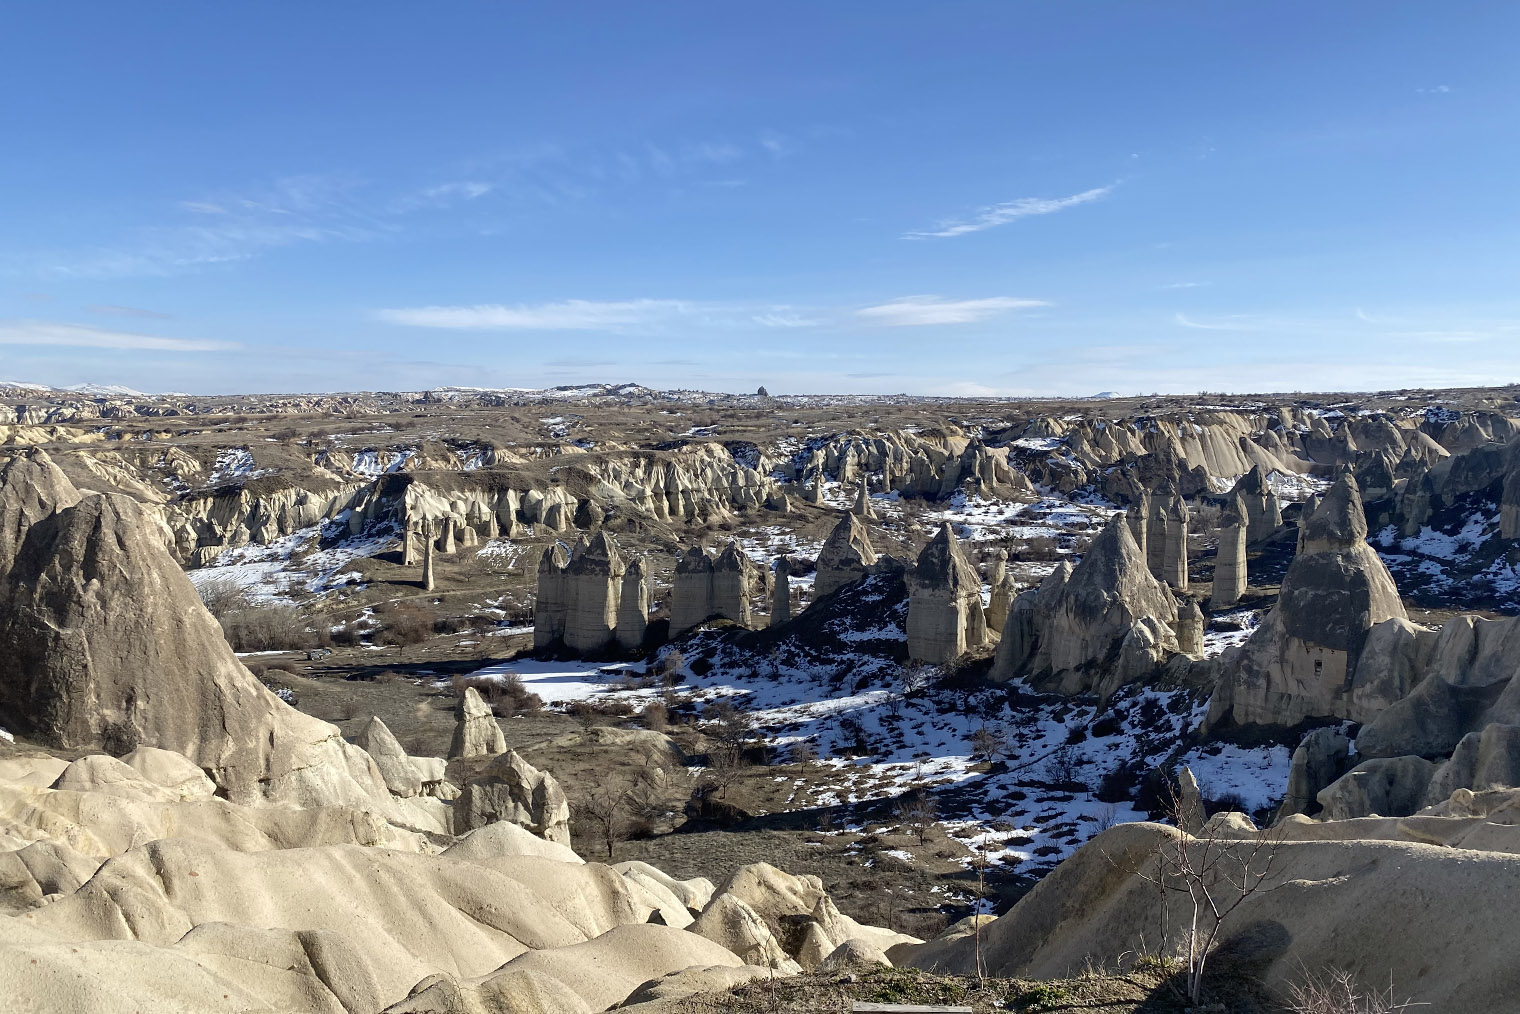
[894, 790, 939, 846]
[196, 576, 255, 619]
[1129, 778, 1290, 1006]
[1043, 743, 1082, 786]
[658, 650, 686, 687]
[219, 604, 320, 652]
[640, 701, 669, 732]
[451, 672, 543, 716]
[969, 724, 1007, 763]
[381, 605, 433, 649]
[1284, 967, 1425, 1014]
[578, 769, 662, 859]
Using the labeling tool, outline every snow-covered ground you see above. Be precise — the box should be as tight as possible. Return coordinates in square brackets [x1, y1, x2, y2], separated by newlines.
[452, 658, 654, 705]
[208, 447, 271, 484]
[924, 493, 1112, 545]
[187, 516, 396, 601]
[453, 576, 1287, 880]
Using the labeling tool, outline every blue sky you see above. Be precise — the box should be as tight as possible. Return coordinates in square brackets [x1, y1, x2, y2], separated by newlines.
[2, 3, 1518, 396]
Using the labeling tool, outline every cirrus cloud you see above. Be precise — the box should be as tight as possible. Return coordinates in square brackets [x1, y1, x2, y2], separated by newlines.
[0, 320, 236, 351]
[855, 295, 1048, 327]
[905, 185, 1115, 239]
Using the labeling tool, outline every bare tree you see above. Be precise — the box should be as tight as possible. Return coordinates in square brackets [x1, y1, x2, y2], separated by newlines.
[894, 789, 939, 846]
[703, 742, 745, 799]
[968, 848, 992, 987]
[579, 774, 637, 859]
[899, 661, 933, 700]
[1131, 778, 1289, 1006]
[657, 650, 686, 687]
[969, 724, 1007, 763]
[1043, 743, 1081, 786]
[791, 738, 818, 769]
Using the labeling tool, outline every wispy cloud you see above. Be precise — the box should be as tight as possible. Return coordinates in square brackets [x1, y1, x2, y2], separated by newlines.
[388, 180, 494, 212]
[856, 295, 1047, 326]
[84, 304, 174, 320]
[905, 185, 1114, 239]
[378, 298, 830, 332]
[39, 175, 385, 279]
[0, 320, 235, 351]
[1417, 84, 1453, 95]
[376, 299, 693, 330]
[1173, 312, 1253, 331]
[751, 311, 820, 328]
[1160, 281, 1208, 290]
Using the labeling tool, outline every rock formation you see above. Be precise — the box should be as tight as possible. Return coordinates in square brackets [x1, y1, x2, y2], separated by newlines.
[0, 489, 398, 813]
[421, 521, 437, 591]
[1504, 455, 1520, 539]
[1276, 727, 1351, 819]
[1175, 597, 1204, 656]
[711, 542, 757, 628]
[771, 557, 792, 627]
[1207, 472, 1408, 729]
[0, 447, 81, 577]
[1233, 465, 1283, 544]
[561, 533, 625, 654]
[455, 749, 572, 845]
[615, 557, 648, 652]
[906, 524, 987, 664]
[814, 514, 878, 598]
[1124, 490, 1149, 561]
[532, 542, 571, 649]
[852, 483, 875, 520]
[990, 515, 1179, 694]
[1177, 767, 1204, 832]
[447, 687, 506, 760]
[984, 549, 1014, 634]
[1162, 493, 1189, 590]
[436, 516, 456, 554]
[1145, 489, 1168, 579]
[358, 716, 425, 798]
[670, 547, 716, 634]
[1210, 493, 1247, 609]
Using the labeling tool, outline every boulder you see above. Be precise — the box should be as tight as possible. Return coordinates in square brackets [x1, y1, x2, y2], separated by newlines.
[1276, 728, 1351, 819]
[455, 749, 572, 846]
[120, 747, 217, 801]
[357, 716, 425, 798]
[1424, 724, 1520, 805]
[1316, 755, 1436, 819]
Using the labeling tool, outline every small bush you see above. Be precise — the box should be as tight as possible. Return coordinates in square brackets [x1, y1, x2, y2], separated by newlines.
[381, 606, 433, 647]
[219, 604, 321, 652]
[1284, 967, 1420, 1014]
[197, 576, 255, 619]
[451, 672, 543, 715]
